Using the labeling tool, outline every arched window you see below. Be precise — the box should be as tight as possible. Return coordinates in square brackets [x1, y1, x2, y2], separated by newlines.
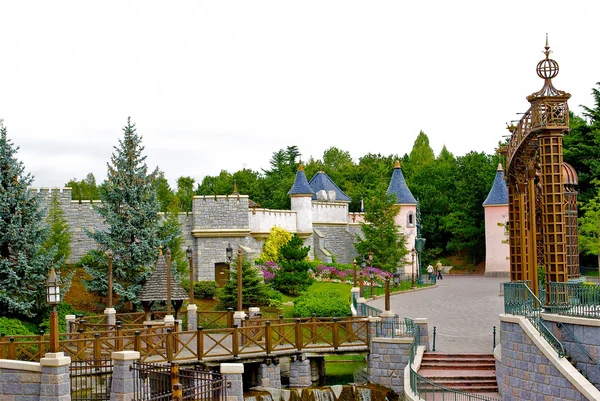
[407, 211, 415, 227]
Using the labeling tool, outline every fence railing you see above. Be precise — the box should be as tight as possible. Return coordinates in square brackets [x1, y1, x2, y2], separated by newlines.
[1, 318, 369, 362]
[408, 325, 500, 400]
[548, 282, 600, 319]
[503, 282, 565, 358]
[70, 358, 113, 401]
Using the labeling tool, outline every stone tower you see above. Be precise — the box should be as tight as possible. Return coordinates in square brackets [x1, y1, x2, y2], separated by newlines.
[483, 164, 509, 277]
[386, 160, 418, 250]
[288, 162, 314, 236]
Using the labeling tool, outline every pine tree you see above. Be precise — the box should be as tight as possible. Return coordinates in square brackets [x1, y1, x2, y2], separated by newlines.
[355, 189, 408, 271]
[0, 121, 60, 319]
[86, 118, 172, 305]
[272, 234, 313, 295]
[42, 194, 71, 263]
[219, 258, 275, 309]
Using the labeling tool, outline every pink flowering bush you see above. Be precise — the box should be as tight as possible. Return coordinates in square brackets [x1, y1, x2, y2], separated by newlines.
[257, 261, 280, 283]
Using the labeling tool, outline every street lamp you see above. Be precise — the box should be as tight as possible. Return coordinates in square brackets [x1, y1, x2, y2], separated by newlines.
[186, 246, 194, 303]
[393, 271, 400, 287]
[46, 267, 61, 353]
[411, 248, 416, 288]
[369, 268, 375, 299]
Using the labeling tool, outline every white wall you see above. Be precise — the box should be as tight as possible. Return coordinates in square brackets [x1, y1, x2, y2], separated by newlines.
[484, 205, 510, 273]
[249, 209, 297, 234]
[311, 201, 349, 224]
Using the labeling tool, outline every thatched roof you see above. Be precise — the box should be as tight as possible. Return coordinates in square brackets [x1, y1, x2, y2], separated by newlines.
[138, 252, 188, 302]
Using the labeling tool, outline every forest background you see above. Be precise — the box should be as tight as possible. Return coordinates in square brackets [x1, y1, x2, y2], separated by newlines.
[67, 84, 600, 269]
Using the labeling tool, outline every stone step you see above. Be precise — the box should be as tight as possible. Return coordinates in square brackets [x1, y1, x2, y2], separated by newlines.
[422, 353, 495, 360]
[417, 384, 499, 393]
[419, 362, 496, 370]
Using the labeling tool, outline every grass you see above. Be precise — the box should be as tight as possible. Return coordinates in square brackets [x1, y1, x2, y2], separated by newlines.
[324, 354, 367, 385]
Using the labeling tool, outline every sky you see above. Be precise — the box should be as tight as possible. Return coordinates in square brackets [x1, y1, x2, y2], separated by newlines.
[1, 1, 599, 189]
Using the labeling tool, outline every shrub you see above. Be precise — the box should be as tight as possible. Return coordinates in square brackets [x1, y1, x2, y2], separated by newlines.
[0, 317, 36, 336]
[260, 226, 292, 262]
[219, 259, 275, 309]
[293, 291, 351, 318]
[194, 281, 219, 299]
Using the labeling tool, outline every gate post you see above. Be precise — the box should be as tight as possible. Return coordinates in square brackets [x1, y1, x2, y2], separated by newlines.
[220, 363, 244, 401]
[110, 351, 140, 401]
[39, 352, 71, 401]
[187, 304, 198, 331]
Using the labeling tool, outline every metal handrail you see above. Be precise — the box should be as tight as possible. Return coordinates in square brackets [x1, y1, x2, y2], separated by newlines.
[548, 282, 600, 319]
[408, 325, 500, 401]
[556, 321, 600, 377]
[504, 282, 565, 358]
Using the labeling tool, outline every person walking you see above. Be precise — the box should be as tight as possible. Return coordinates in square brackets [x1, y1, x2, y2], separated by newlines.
[427, 264, 434, 281]
[436, 260, 443, 280]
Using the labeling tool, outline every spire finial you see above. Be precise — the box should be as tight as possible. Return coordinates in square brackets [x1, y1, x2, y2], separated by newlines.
[159, 246, 163, 256]
[394, 160, 401, 169]
[497, 163, 504, 171]
[544, 33, 551, 59]
[232, 180, 238, 195]
[298, 160, 304, 171]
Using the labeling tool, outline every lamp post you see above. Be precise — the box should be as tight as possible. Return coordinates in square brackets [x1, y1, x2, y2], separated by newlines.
[384, 277, 390, 312]
[393, 270, 400, 287]
[411, 248, 416, 288]
[359, 272, 364, 298]
[46, 267, 61, 353]
[107, 251, 113, 309]
[353, 259, 357, 287]
[186, 246, 194, 303]
[166, 249, 172, 316]
[369, 268, 375, 299]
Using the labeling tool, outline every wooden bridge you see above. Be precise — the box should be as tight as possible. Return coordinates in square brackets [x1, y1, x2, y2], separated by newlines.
[0, 311, 369, 364]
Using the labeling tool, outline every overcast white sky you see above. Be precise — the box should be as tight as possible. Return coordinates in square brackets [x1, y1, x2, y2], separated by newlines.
[1, 1, 599, 189]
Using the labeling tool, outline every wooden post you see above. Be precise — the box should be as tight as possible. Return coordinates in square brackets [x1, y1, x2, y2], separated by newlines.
[197, 326, 204, 361]
[227, 308, 234, 328]
[8, 338, 16, 360]
[116, 324, 123, 350]
[171, 363, 181, 399]
[166, 328, 173, 362]
[237, 247, 243, 312]
[134, 331, 141, 352]
[353, 259, 357, 287]
[0, 333, 6, 359]
[94, 333, 101, 360]
[359, 273, 364, 298]
[265, 321, 272, 355]
[311, 314, 317, 344]
[385, 278, 391, 312]
[232, 325, 239, 357]
[49, 306, 59, 353]
[332, 318, 339, 350]
[37, 330, 45, 360]
[295, 319, 303, 351]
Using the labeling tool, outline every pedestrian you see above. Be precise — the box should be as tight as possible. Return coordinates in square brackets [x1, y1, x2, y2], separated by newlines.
[427, 264, 434, 281]
[436, 260, 443, 280]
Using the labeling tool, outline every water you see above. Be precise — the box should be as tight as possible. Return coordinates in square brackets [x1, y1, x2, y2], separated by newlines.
[244, 384, 400, 401]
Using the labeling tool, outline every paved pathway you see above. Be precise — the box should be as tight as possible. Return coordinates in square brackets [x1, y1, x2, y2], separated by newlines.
[367, 276, 507, 354]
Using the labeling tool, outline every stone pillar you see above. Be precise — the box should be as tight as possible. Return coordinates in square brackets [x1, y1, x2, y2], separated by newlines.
[39, 352, 71, 401]
[289, 355, 311, 388]
[356, 297, 367, 316]
[104, 308, 117, 326]
[310, 357, 326, 386]
[187, 304, 198, 331]
[367, 316, 382, 342]
[110, 351, 140, 401]
[368, 337, 412, 394]
[414, 318, 429, 351]
[257, 359, 281, 389]
[220, 363, 244, 401]
[65, 314, 76, 334]
[164, 315, 175, 327]
[233, 311, 246, 327]
[248, 307, 260, 319]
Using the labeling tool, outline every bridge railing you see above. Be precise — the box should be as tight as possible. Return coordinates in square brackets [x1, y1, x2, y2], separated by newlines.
[4, 318, 369, 362]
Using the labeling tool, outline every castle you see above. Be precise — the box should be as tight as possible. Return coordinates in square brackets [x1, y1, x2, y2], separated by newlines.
[34, 160, 418, 283]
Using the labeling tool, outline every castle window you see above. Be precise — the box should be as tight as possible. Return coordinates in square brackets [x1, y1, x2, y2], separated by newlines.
[407, 211, 415, 227]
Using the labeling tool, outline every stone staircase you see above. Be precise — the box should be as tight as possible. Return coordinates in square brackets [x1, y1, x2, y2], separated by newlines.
[417, 353, 498, 394]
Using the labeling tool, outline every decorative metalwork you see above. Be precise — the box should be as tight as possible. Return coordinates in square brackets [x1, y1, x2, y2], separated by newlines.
[506, 38, 577, 294]
[70, 359, 113, 401]
[503, 282, 565, 357]
[548, 282, 600, 318]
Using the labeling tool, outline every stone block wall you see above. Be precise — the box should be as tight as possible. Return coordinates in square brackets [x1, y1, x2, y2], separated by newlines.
[312, 224, 357, 264]
[498, 315, 600, 400]
[192, 196, 249, 230]
[0, 365, 41, 398]
[368, 337, 412, 394]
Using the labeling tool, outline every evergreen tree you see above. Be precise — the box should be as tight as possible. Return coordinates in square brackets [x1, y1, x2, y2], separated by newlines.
[0, 121, 61, 319]
[219, 258, 276, 309]
[355, 189, 408, 271]
[272, 234, 313, 295]
[86, 118, 171, 305]
[579, 183, 600, 275]
[42, 194, 71, 263]
[66, 173, 100, 201]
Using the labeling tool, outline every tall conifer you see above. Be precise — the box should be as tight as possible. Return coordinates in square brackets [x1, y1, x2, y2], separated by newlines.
[0, 121, 60, 319]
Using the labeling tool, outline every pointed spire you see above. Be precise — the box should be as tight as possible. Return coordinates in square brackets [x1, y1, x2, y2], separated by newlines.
[232, 180, 238, 195]
[387, 161, 417, 205]
[483, 167, 508, 206]
[288, 164, 314, 196]
[158, 246, 163, 256]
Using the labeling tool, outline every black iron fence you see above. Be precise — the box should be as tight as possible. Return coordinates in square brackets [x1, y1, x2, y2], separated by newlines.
[131, 362, 226, 401]
[70, 358, 113, 401]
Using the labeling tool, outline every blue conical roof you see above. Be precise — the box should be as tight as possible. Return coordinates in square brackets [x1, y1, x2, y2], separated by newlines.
[387, 161, 417, 205]
[308, 171, 351, 202]
[483, 164, 508, 206]
[288, 164, 314, 196]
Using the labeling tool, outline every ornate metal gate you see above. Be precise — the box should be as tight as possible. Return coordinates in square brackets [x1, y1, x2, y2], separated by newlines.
[70, 358, 113, 401]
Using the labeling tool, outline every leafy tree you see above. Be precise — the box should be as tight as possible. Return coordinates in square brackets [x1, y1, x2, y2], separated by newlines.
[219, 258, 278, 309]
[345, 153, 397, 212]
[260, 226, 292, 263]
[42, 194, 71, 263]
[272, 234, 314, 295]
[0, 121, 62, 319]
[260, 146, 300, 210]
[579, 184, 600, 275]
[405, 131, 435, 177]
[176, 176, 195, 212]
[355, 188, 407, 272]
[85, 118, 173, 305]
[66, 173, 100, 201]
[154, 171, 176, 212]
